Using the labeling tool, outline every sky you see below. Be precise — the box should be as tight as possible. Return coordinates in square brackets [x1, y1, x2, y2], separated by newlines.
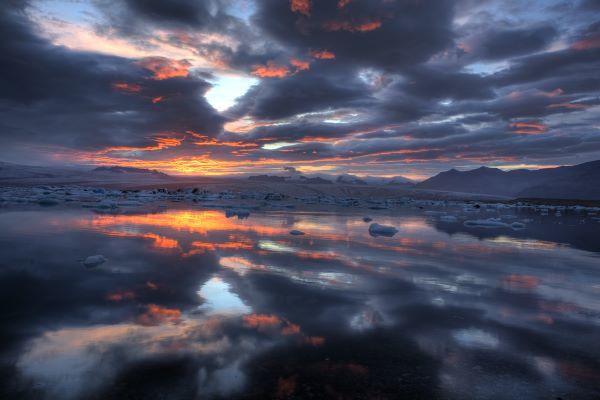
[0, 0, 599, 179]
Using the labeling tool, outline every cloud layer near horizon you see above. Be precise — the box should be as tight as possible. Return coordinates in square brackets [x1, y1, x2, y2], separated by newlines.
[1, 0, 599, 178]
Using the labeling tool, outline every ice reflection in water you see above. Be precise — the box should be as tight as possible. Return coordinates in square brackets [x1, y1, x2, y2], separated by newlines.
[0, 206, 599, 399]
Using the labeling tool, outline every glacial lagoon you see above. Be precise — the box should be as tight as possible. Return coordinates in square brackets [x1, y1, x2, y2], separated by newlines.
[0, 205, 599, 399]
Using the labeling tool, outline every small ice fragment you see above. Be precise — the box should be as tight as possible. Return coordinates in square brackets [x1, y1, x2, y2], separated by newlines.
[225, 209, 250, 219]
[289, 230, 305, 236]
[511, 222, 526, 230]
[82, 255, 107, 268]
[369, 223, 398, 237]
[464, 218, 509, 228]
[363, 216, 373, 222]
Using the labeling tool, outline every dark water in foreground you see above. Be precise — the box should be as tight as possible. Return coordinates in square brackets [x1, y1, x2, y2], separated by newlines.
[0, 206, 599, 399]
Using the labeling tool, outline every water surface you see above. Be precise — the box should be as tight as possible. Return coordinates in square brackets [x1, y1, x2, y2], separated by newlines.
[0, 206, 599, 399]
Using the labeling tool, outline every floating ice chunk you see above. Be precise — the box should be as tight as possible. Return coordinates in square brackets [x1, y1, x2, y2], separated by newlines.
[363, 216, 373, 222]
[464, 218, 509, 228]
[289, 230, 305, 236]
[440, 215, 458, 223]
[453, 328, 499, 349]
[225, 209, 250, 219]
[82, 255, 107, 268]
[368, 223, 398, 237]
[511, 222, 526, 230]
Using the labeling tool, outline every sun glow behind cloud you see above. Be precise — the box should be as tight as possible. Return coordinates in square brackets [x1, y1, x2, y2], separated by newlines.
[205, 74, 258, 111]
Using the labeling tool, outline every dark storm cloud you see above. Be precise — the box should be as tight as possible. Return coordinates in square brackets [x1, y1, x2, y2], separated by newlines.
[121, 0, 213, 26]
[252, 0, 455, 71]
[0, 1, 224, 156]
[227, 65, 372, 121]
[91, 0, 259, 71]
[465, 25, 558, 61]
[1, 0, 600, 173]
[494, 47, 600, 88]
[399, 67, 495, 100]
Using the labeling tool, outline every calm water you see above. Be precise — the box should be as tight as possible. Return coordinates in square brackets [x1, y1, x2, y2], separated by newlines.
[0, 206, 599, 399]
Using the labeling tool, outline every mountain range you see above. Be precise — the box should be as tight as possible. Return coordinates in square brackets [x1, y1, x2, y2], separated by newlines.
[2, 160, 600, 200]
[417, 160, 600, 200]
[249, 173, 414, 186]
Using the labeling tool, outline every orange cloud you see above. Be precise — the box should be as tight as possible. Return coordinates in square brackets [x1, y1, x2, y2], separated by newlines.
[251, 61, 291, 78]
[572, 33, 600, 50]
[304, 336, 325, 346]
[187, 131, 258, 148]
[97, 136, 183, 155]
[281, 323, 301, 336]
[106, 290, 136, 302]
[310, 49, 336, 59]
[324, 19, 382, 32]
[545, 88, 563, 97]
[290, 0, 310, 16]
[137, 57, 192, 80]
[290, 58, 310, 72]
[136, 304, 181, 326]
[243, 314, 282, 330]
[547, 103, 591, 110]
[504, 274, 540, 289]
[112, 82, 142, 93]
[509, 121, 548, 135]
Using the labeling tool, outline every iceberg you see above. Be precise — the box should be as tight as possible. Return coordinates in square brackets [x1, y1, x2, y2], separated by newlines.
[82, 255, 107, 268]
[368, 223, 398, 237]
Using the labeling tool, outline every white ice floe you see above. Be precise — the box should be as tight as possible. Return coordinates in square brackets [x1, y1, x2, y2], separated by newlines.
[463, 218, 527, 230]
[368, 223, 398, 237]
[82, 255, 107, 268]
[289, 230, 305, 236]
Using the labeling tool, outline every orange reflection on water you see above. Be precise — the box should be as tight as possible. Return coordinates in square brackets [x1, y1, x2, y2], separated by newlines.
[85, 210, 288, 237]
[189, 240, 254, 253]
[103, 230, 180, 250]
